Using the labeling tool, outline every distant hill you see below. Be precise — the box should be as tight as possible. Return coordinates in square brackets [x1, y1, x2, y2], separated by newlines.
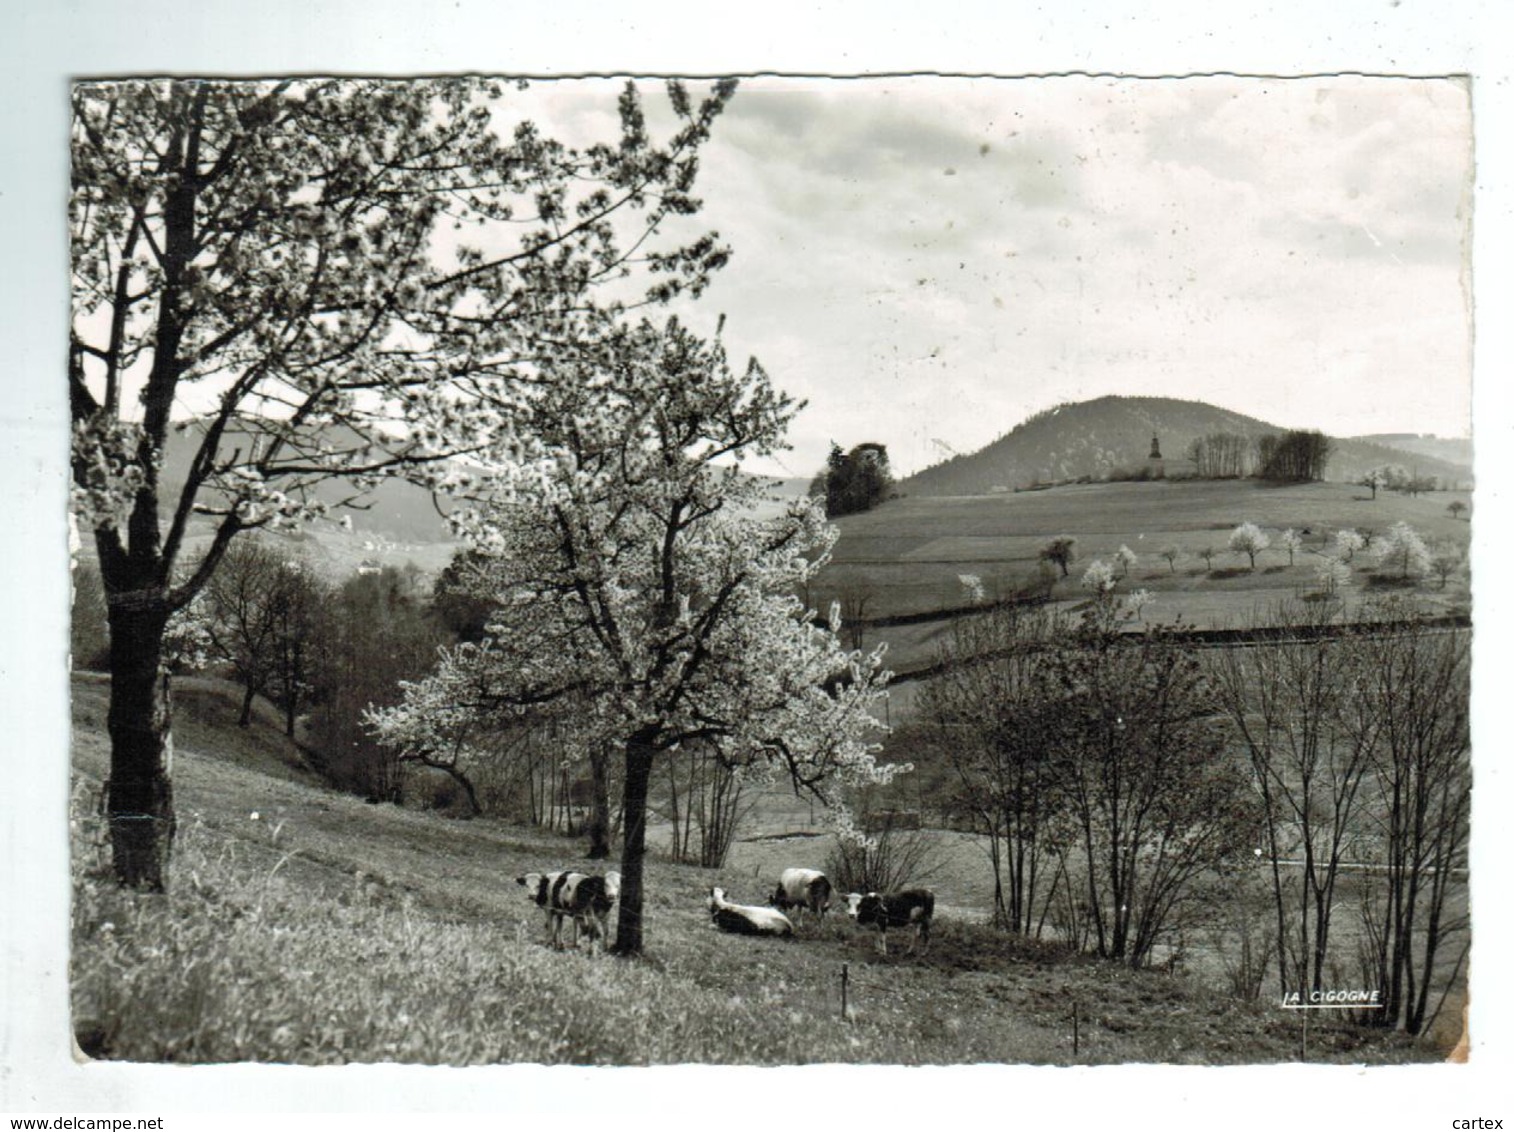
[900, 395, 1472, 496]
[1349, 433, 1473, 470]
[155, 423, 813, 546]
[156, 422, 457, 543]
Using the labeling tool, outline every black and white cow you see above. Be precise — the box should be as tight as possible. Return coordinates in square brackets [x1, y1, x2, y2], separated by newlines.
[707, 886, 794, 937]
[845, 889, 934, 955]
[516, 870, 621, 954]
[769, 867, 833, 922]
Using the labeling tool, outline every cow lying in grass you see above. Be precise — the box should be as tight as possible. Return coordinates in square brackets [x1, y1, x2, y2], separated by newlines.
[708, 886, 794, 937]
[516, 870, 621, 954]
[769, 867, 832, 923]
[846, 889, 934, 955]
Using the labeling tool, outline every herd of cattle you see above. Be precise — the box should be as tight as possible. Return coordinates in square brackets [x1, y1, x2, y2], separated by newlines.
[515, 866, 935, 957]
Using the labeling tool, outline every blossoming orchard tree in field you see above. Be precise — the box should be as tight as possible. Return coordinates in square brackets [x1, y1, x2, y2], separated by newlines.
[371, 317, 896, 956]
[70, 77, 739, 890]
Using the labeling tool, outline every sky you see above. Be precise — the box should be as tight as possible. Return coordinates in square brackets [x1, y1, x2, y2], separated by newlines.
[532, 75, 1473, 480]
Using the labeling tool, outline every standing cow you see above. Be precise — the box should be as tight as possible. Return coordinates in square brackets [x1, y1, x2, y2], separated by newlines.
[516, 870, 621, 954]
[846, 889, 934, 955]
[769, 867, 833, 923]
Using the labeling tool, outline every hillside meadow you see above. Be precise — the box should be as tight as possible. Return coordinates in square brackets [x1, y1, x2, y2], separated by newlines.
[814, 479, 1470, 673]
[68, 675, 1445, 1067]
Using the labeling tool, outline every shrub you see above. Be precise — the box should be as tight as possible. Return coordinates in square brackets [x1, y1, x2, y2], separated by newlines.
[825, 815, 943, 896]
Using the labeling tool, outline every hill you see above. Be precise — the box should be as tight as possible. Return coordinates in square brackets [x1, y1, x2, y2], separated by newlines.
[900, 395, 1471, 495]
[152, 423, 808, 573]
[1348, 433, 1474, 471]
[67, 673, 1442, 1065]
[155, 422, 457, 544]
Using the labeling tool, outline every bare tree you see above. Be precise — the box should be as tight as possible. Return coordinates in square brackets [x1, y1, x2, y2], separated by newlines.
[917, 603, 1069, 934]
[1039, 536, 1078, 578]
[1191, 432, 1252, 478]
[664, 741, 757, 868]
[200, 540, 287, 727]
[1346, 608, 1470, 1036]
[1209, 602, 1378, 1001]
[837, 582, 876, 652]
[263, 557, 328, 737]
[1430, 552, 1463, 590]
[306, 566, 451, 803]
[1055, 595, 1259, 967]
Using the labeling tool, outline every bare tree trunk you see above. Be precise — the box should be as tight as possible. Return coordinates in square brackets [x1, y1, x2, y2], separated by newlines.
[612, 728, 658, 956]
[665, 750, 683, 861]
[587, 746, 612, 859]
[104, 597, 176, 891]
[238, 682, 257, 728]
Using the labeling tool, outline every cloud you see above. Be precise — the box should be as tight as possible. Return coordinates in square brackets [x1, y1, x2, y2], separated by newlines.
[655, 75, 1472, 475]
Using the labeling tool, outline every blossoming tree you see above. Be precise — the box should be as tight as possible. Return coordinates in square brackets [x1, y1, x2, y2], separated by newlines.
[70, 77, 738, 889]
[371, 317, 895, 955]
[1228, 522, 1270, 570]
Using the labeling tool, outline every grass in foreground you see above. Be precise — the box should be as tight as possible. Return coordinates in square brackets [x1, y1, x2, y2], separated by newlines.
[70, 678, 1439, 1066]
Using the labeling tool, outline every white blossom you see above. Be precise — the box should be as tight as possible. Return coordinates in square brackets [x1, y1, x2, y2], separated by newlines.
[957, 574, 986, 604]
[1081, 559, 1117, 594]
[1228, 522, 1270, 569]
[1315, 554, 1352, 597]
[1377, 521, 1432, 580]
[370, 316, 898, 851]
[1335, 529, 1365, 562]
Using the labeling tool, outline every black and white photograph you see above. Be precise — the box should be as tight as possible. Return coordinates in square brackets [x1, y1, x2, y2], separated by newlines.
[4, 1, 1511, 1125]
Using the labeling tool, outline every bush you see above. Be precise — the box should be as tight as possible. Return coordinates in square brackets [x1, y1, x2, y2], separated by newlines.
[826, 814, 943, 896]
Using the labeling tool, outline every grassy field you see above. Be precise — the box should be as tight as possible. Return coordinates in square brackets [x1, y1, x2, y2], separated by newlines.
[69, 675, 1448, 1066]
[816, 479, 1471, 673]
